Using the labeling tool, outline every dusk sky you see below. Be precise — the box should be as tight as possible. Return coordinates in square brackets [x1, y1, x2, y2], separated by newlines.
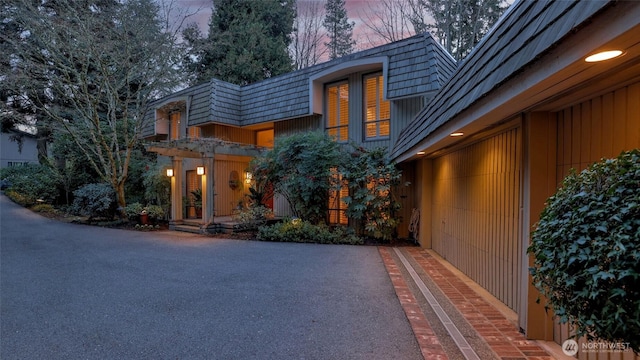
[174, 0, 405, 49]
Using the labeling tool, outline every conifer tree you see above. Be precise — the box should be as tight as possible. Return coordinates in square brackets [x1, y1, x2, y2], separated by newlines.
[408, 0, 506, 61]
[183, 0, 295, 85]
[323, 0, 356, 60]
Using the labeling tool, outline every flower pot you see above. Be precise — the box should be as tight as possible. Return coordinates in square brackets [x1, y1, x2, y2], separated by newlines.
[139, 213, 149, 225]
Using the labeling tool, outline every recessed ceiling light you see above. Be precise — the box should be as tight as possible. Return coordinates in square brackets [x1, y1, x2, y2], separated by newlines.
[417, 151, 426, 155]
[450, 132, 464, 137]
[585, 50, 624, 62]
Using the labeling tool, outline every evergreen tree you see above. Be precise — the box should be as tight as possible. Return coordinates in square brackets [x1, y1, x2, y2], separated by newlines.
[323, 0, 356, 60]
[408, 0, 506, 61]
[184, 0, 295, 85]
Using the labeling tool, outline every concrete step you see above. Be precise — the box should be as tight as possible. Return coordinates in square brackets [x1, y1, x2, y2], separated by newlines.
[173, 224, 202, 234]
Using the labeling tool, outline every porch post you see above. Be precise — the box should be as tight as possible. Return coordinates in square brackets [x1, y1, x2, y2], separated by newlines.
[169, 157, 183, 228]
[201, 156, 215, 228]
[522, 112, 556, 340]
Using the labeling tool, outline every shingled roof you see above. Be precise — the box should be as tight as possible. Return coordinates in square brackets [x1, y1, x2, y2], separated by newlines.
[390, 0, 612, 160]
[145, 32, 455, 135]
[238, 32, 455, 126]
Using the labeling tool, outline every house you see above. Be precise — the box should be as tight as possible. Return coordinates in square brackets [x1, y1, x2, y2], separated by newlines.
[0, 128, 40, 168]
[390, 0, 639, 356]
[144, 0, 639, 355]
[142, 33, 456, 233]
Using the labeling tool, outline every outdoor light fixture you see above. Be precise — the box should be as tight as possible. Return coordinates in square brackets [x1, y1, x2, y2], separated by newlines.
[450, 132, 464, 137]
[585, 50, 623, 63]
[417, 151, 426, 155]
[196, 166, 205, 175]
[245, 172, 252, 184]
[166, 168, 174, 177]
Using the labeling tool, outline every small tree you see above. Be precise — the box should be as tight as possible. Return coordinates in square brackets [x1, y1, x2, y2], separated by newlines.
[342, 146, 404, 241]
[250, 132, 343, 225]
[528, 149, 640, 352]
[2, 0, 185, 215]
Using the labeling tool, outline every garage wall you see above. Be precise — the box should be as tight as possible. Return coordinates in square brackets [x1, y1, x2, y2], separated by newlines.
[431, 127, 522, 312]
[556, 82, 640, 183]
[553, 82, 640, 360]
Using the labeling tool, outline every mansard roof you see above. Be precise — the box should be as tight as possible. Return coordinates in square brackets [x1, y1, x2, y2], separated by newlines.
[144, 32, 456, 133]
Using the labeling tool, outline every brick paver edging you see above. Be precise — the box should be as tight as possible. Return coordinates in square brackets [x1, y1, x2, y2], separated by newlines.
[405, 248, 553, 360]
[378, 247, 449, 360]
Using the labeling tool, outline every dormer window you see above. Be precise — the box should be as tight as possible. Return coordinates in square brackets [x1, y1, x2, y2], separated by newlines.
[364, 73, 390, 140]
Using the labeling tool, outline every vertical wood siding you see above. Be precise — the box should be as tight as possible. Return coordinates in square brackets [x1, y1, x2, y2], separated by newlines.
[214, 158, 250, 216]
[556, 82, 640, 184]
[431, 127, 522, 312]
[200, 124, 256, 144]
[554, 83, 640, 360]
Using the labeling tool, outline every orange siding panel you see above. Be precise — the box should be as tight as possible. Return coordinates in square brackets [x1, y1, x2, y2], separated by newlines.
[431, 127, 522, 312]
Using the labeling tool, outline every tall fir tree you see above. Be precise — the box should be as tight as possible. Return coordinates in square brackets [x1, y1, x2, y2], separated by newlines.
[408, 0, 506, 61]
[323, 0, 356, 60]
[183, 0, 295, 85]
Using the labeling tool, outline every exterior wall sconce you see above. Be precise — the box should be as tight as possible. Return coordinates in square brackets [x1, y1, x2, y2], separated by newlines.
[245, 172, 252, 184]
[196, 166, 205, 175]
[166, 168, 174, 177]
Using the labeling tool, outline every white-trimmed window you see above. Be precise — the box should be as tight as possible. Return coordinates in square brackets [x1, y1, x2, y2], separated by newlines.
[363, 73, 390, 140]
[326, 82, 349, 142]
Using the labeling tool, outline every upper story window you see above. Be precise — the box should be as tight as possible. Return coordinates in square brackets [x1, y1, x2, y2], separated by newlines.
[326, 82, 349, 142]
[364, 73, 390, 140]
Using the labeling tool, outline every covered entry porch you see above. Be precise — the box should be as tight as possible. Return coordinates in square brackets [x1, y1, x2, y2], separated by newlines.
[146, 138, 265, 234]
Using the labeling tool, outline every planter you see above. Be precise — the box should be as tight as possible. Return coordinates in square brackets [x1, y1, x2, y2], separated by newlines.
[139, 213, 150, 225]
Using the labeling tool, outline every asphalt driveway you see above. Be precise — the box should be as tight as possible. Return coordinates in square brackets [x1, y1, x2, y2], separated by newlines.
[0, 195, 421, 360]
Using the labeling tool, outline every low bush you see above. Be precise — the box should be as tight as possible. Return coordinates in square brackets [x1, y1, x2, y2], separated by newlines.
[0, 164, 60, 205]
[234, 205, 274, 230]
[528, 149, 640, 352]
[145, 204, 165, 220]
[257, 219, 363, 245]
[71, 183, 117, 220]
[31, 203, 57, 214]
[124, 202, 145, 218]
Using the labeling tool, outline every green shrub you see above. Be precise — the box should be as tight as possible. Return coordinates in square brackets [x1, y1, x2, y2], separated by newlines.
[71, 183, 117, 219]
[145, 204, 165, 219]
[528, 149, 640, 351]
[4, 189, 31, 206]
[257, 219, 363, 245]
[0, 164, 60, 205]
[124, 202, 145, 218]
[233, 205, 274, 230]
[31, 203, 57, 214]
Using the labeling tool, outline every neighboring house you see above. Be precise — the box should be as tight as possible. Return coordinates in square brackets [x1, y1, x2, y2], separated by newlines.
[0, 128, 39, 169]
[390, 0, 639, 357]
[142, 33, 455, 233]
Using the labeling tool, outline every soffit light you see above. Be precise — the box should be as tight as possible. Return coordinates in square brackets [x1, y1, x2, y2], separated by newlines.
[450, 132, 464, 137]
[417, 151, 426, 155]
[585, 50, 623, 63]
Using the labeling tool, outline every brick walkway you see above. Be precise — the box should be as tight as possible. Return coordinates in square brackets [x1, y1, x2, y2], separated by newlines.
[380, 247, 555, 360]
